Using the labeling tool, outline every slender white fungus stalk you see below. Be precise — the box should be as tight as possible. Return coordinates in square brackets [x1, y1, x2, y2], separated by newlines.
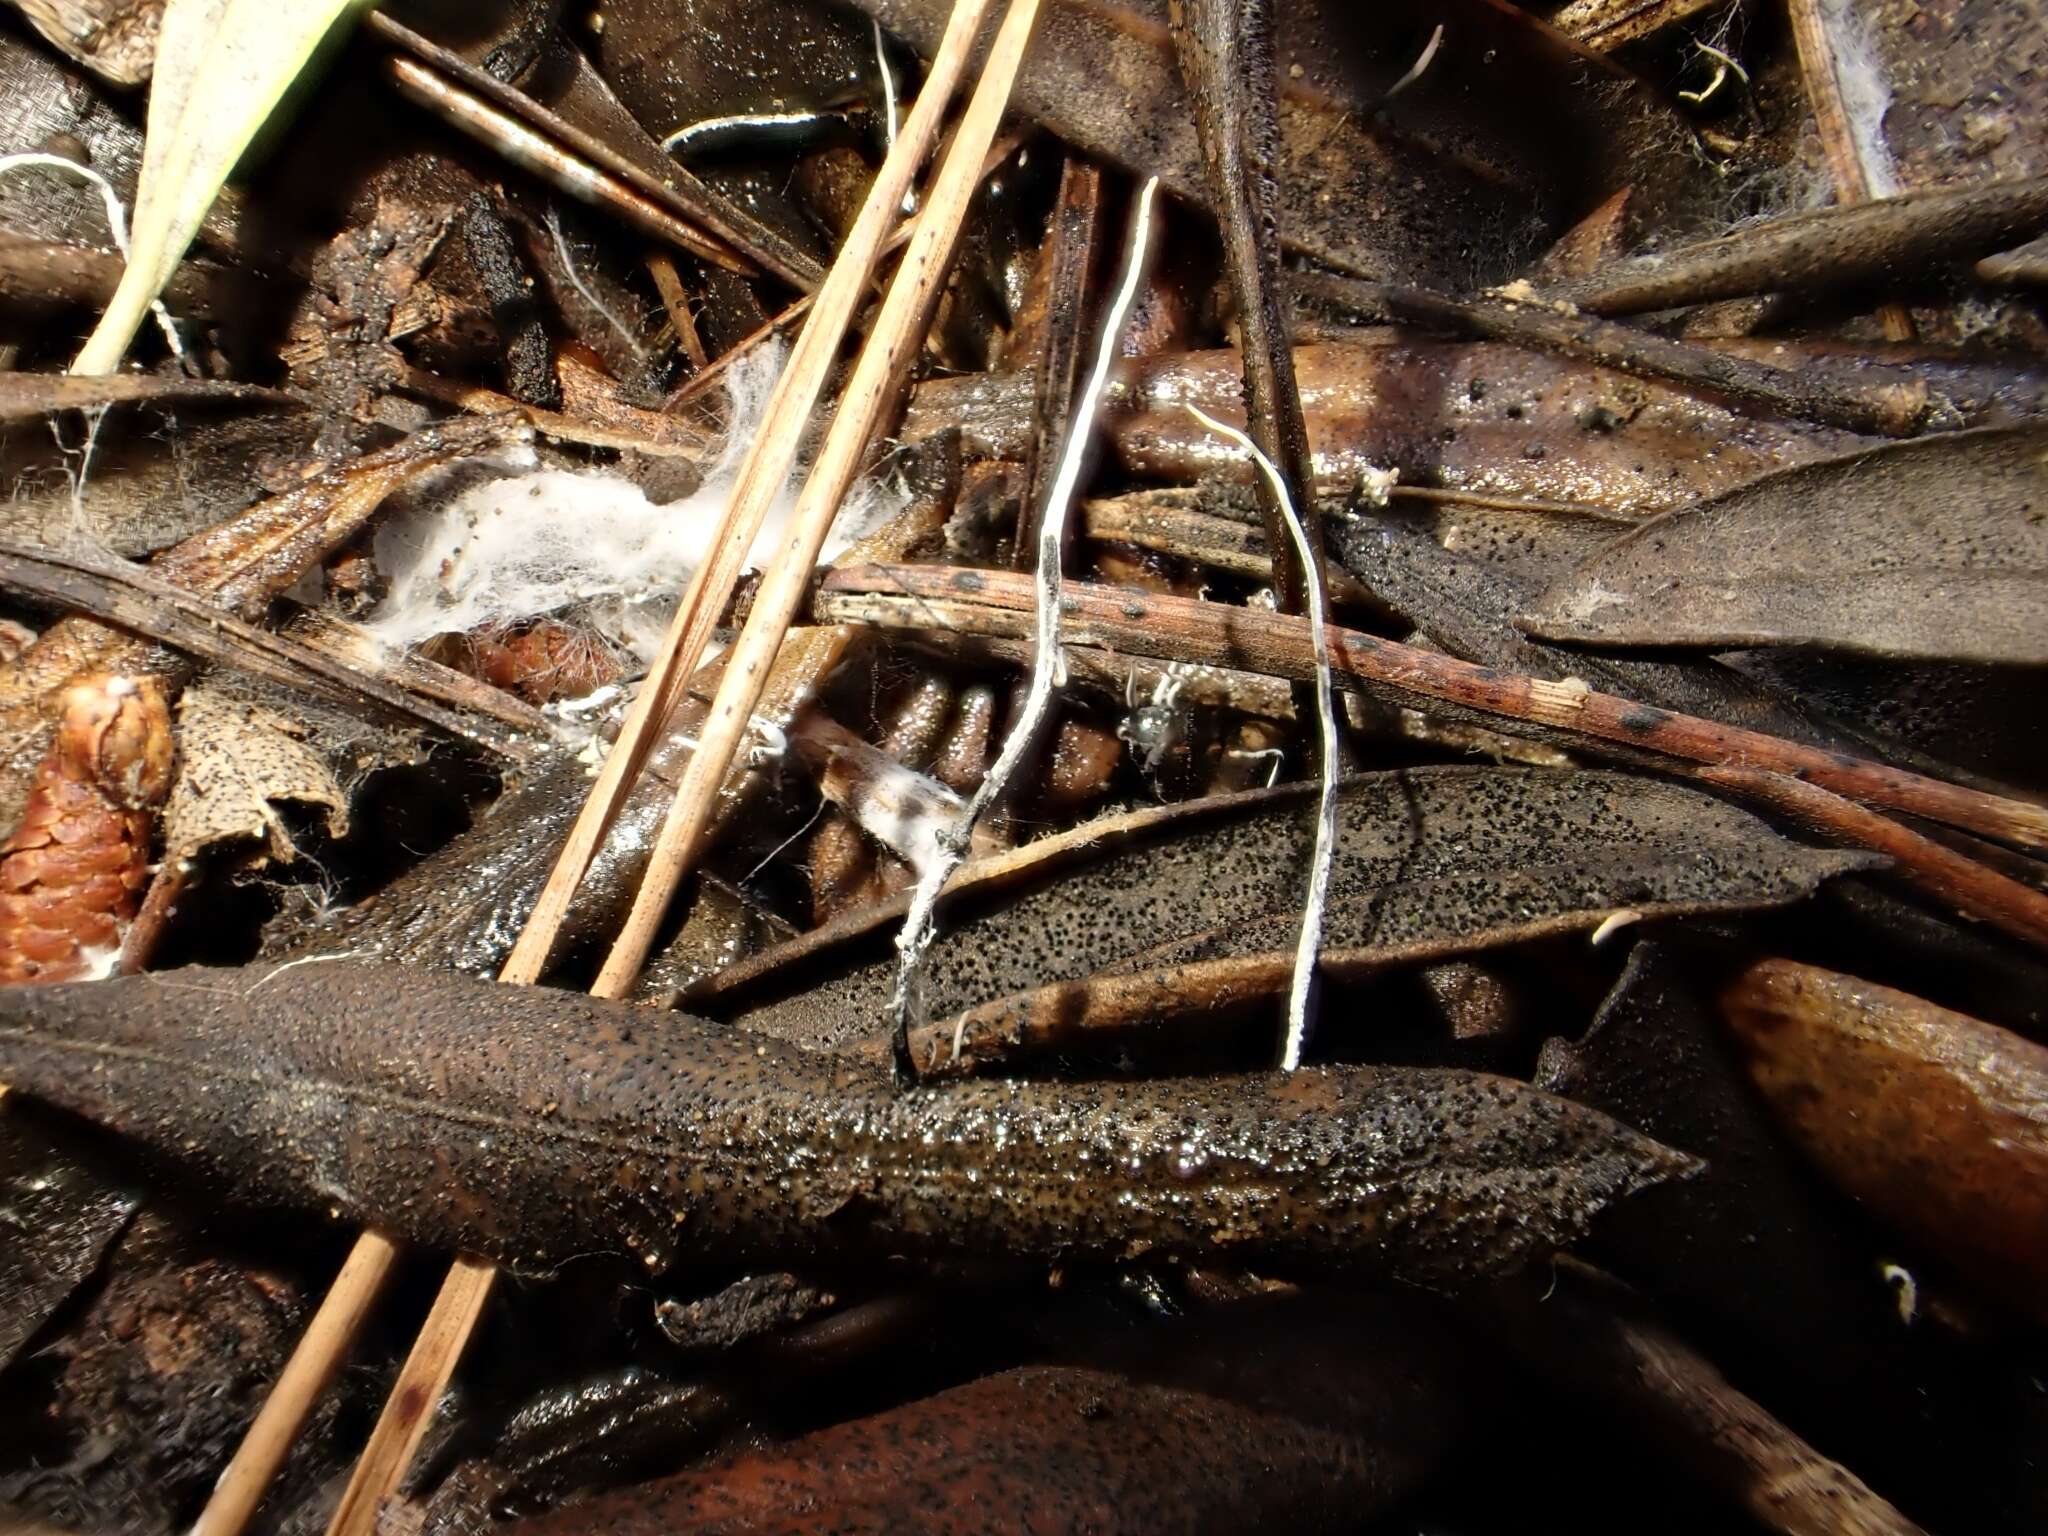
[1183, 403, 1340, 1073]
[889, 175, 1162, 1048]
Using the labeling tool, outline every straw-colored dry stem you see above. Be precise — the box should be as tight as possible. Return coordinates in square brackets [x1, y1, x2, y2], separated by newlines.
[497, 0, 1000, 995]
[321, 1255, 496, 1536]
[591, 0, 1045, 998]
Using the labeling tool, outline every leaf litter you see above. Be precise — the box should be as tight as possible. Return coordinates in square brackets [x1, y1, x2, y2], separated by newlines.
[0, 1, 2040, 1533]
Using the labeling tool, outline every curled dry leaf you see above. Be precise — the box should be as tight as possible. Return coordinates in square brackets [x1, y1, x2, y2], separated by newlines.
[1719, 957, 2048, 1327]
[1521, 427, 2048, 665]
[0, 671, 172, 984]
[162, 680, 346, 868]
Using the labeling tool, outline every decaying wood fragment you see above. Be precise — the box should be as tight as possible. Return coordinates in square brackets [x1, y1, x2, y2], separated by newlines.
[0, 1104, 141, 1372]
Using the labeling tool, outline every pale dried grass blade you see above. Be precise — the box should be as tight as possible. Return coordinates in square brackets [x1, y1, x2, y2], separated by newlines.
[71, 0, 370, 375]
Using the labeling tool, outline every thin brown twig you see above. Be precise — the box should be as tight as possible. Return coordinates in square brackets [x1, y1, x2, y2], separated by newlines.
[1693, 766, 2048, 952]
[0, 540, 539, 759]
[365, 9, 822, 291]
[399, 364, 711, 459]
[812, 563, 2048, 855]
[386, 58, 749, 273]
[646, 250, 709, 371]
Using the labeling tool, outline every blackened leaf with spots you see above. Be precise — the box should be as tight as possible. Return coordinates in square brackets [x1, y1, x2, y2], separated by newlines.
[0, 958, 1693, 1286]
[713, 767, 1872, 1058]
[1520, 427, 2048, 665]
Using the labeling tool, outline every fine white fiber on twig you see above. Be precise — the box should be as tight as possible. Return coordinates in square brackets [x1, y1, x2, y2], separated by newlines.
[0, 152, 184, 362]
[1184, 403, 1340, 1074]
[888, 175, 1162, 1050]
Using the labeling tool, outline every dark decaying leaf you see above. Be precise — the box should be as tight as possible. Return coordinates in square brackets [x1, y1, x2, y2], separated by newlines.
[1328, 501, 2040, 796]
[1521, 427, 2048, 665]
[1478, 1260, 1932, 1536]
[0, 399, 319, 561]
[497, 1293, 1475, 1536]
[852, 0, 1702, 290]
[702, 767, 1871, 1066]
[0, 1207, 332, 1536]
[1534, 943, 1922, 1424]
[0, 959, 1694, 1285]
[1329, 504, 1855, 746]
[903, 340, 1872, 523]
[1722, 648, 2048, 797]
[0, 1103, 141, 1373]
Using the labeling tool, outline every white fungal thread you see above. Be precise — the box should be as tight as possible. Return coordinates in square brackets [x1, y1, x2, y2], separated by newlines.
[889, 176, 1163, 1049]
[0, 151, 184, 361]
[875, 19, 901, 149]
[1378, 24, 1444, 108]
[873, 20, 917, 216]
[1183, 405, 1340, 1073]
[546, 204, 650, 363]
